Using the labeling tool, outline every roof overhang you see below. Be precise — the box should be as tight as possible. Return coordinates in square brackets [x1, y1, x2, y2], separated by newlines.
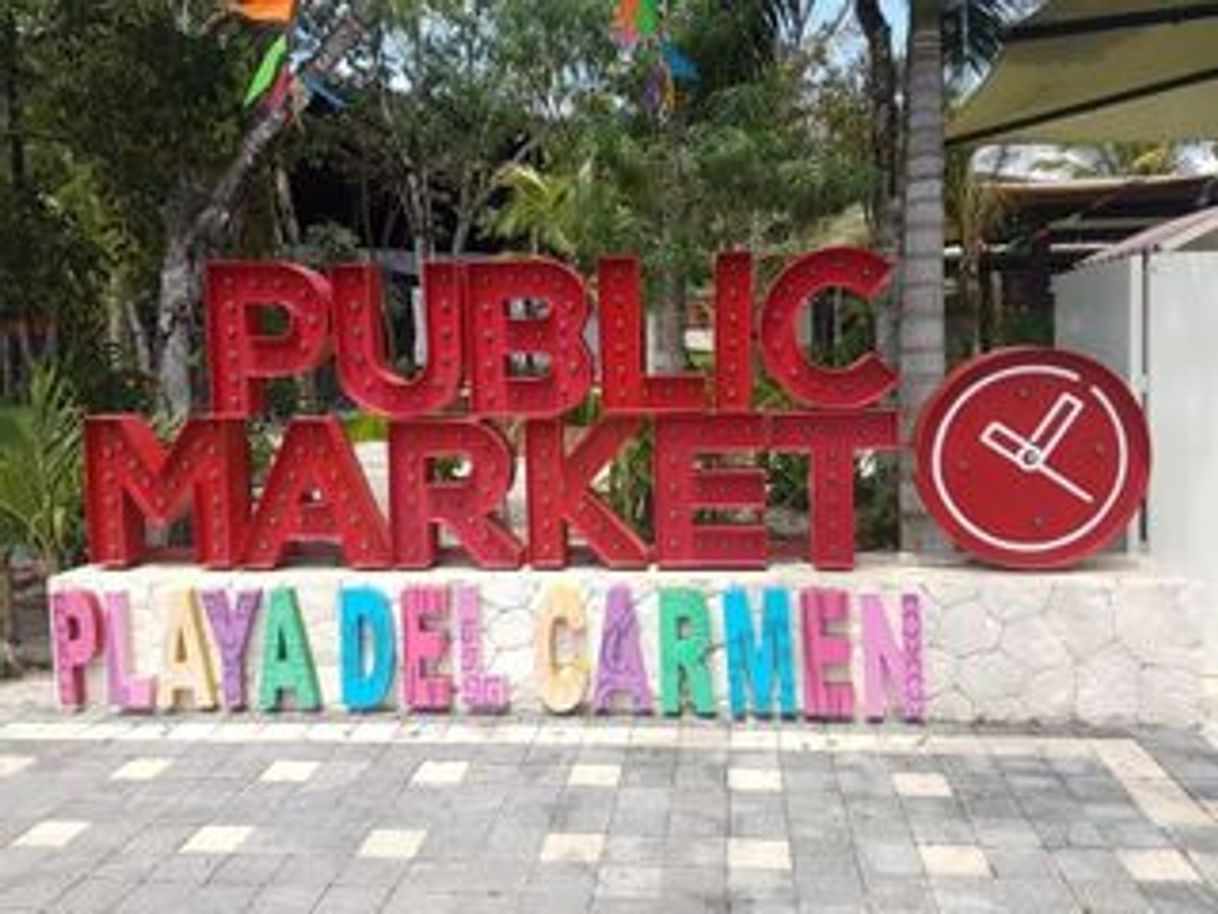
[948, 1, 1218, 146]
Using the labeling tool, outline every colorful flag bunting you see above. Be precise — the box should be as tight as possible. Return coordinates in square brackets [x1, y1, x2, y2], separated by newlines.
[637, 0, 659, 37]
[610, 0, 696, 115]
[611, 0, 641, 44]
[244, 34, 288, 107]
[265, 67, 294, 113]
[661, 40, 699, 82]
[230, 0, 297, 24]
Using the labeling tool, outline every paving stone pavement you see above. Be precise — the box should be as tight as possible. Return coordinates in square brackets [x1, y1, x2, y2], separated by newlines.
[0, 710, 1217, 912]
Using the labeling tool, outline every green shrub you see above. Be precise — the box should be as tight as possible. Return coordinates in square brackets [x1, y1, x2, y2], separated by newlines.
[0, 365, 85, 573]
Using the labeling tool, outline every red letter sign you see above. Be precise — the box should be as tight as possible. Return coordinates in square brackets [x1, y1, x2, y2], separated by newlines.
[770, 411, 899, 570]
[205, 261, 332, 415]
[654, 415, 769, 568]
[760, 247, 896, 408]
[85, 416, 249, 567]
[524, 418, 650, 568]
[330, 262, 463, 418]
[467, 259, 593, 417]
[714, 252, 755, 411]
[388, 420, 523, 568]
[244, 417, 392, 569]
[599, 257, 708, 413]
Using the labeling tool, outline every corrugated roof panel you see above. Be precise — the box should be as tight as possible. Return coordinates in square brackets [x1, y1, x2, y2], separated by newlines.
[1080, 205, 1218, 265]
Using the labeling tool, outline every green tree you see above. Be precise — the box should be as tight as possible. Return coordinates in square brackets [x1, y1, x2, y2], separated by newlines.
[26, 1, 368, 418]
[333, 0, 613, 265]
[490, 2, 869, 370]
[0, 1, 114, 398]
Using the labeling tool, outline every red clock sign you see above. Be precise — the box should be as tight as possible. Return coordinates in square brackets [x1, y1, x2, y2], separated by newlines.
[915, 348, 1150, 569]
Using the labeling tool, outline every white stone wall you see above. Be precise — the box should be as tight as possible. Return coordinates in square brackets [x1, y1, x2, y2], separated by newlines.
[48, 557, 1213, 728]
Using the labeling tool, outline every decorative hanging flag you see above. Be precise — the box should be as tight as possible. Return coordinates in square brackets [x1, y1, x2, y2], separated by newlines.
[642, 59, 667, 115]
[265, 67, 294, 113]
[610, 0, 695, 116]
[244, 34, 288, 107]
[611, 0, 641, 45]
[637, 0, 659, 36]
[661, 40, 699, 82]
[230, 0, 296, 24]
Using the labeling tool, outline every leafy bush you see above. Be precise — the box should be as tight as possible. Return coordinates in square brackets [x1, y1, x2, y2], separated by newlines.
[0, 365, 86, 574]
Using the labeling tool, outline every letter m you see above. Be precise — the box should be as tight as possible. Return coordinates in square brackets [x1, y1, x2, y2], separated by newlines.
[724, 587, 797, 718]
[84, 416, 249, 567]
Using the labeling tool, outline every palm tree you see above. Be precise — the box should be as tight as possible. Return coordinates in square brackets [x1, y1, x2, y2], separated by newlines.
[856, 0, 1016, 553]
[898, 0, 951, 552]
[485, 164, 584, 258]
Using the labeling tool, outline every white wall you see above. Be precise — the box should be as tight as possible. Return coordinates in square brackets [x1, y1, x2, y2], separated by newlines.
[1144, 253, 1218, 578]
[1054, 257, 1140, 384]
[1055, 251, 1218, 711]
[1053, 257, 1144, 551]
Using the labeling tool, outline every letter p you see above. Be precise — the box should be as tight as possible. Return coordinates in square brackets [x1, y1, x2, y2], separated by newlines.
[51, 590, 105, 708]
[205, 261, 332, 415]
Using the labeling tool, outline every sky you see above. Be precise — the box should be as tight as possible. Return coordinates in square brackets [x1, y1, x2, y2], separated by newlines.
[814, 0, 909, 43]
[812, 0, 910, 67]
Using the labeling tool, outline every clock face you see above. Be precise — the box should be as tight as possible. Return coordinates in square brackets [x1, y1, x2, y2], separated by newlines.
[914, 348, 1151, 569]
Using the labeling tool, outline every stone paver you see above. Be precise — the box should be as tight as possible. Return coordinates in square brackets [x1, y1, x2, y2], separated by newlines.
[180, 825, 253, 855]
[0, 713, 1214, 911]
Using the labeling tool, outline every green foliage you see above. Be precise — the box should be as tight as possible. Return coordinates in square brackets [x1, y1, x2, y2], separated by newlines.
[490, 83, 869, 306]
[0, 365, 85, 572]
[344, 413, 389, 443]
[46, 3, 250, 239]
[605, 425, 655, 540]
[941, 1, 1022, 85]
[335, 0, 616, 256]
[291, 222, 363, 266]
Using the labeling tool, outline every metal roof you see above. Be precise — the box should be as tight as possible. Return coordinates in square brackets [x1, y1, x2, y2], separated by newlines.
[1081, 205, 1218, 264]
[949, 1, 1218, 145]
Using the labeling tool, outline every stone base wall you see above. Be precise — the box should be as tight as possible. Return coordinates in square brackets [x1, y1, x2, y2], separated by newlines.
[47, 557, 1212, 728]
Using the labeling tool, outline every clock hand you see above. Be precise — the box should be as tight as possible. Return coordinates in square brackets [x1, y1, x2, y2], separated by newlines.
[980, 422, 1035, 467]
[1028, 393, 1083, 463]
[1036, 462, 1096, 505]
[979, 421, 1096, 504]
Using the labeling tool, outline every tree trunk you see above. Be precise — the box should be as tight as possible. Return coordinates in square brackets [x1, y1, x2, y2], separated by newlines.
[272, 161, 318, 408]
[451, 205, 473, 256]
[0, 553, 15, 677]
[105, 292, 125, 350]
[126, 299, 152, 374]
[652, 275, 686, 373]
[978, 257, 994, 352]
[898, 3, 949, 555]
[155, 227, 200, 418]
[0, 332, 10, 399]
